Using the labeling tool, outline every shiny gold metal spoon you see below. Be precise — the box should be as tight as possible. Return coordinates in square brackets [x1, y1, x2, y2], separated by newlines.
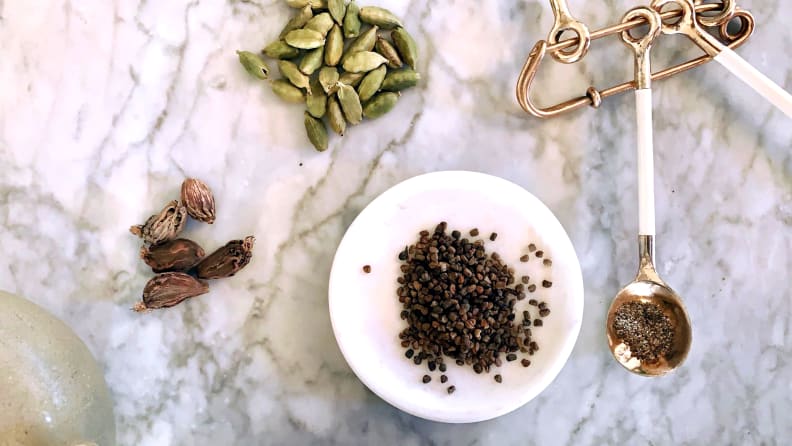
[605, 6, 692, 377]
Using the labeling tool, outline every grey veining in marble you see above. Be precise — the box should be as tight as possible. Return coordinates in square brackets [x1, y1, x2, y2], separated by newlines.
[1, 0, 790, 444]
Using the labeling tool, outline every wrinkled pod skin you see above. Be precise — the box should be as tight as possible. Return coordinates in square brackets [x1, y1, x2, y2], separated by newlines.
[0, 291, 116, 446]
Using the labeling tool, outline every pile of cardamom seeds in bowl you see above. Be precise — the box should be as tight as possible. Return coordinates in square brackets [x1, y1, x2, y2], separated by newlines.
[129, 179, 255, 312]
[237, 0, 420, 151]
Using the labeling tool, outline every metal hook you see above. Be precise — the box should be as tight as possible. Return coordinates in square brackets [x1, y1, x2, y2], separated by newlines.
[515, 3, 754, 119]
[694, 0, 736, 27]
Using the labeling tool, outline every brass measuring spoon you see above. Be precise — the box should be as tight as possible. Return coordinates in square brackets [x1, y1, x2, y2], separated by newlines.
[546, 0, 591, 63]
[605, 6, 692, 377]
[652, 0, 792, 118]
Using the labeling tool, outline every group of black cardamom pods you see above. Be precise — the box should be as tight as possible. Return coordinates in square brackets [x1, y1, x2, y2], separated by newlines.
[129, 179, 255, 312]
[237, 0, 420, 151]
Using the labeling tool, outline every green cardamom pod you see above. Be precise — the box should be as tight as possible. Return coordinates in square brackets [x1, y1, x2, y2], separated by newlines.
[381, 68, 420, 92]
[304, 111, 329, 151]
[357, 65, 387, 102]
[299, 45, 324, 75]
[309, 0, 327, 9]
[375, 36, 403, 69]
[392, 27, 418, 70]
[306, 79, 328, 118]
[338, 71, 364, 87]
[327, 95, 347, 136]
[342, 51, 388, 73]
[305, 12, 334, 36]
[284, 28, 325, 49]
[278, 60, 312, 93]
[359, 6, 402, 29]
[237, 50, 270, 80]
[343, 1, 361, 38]
[328, 0, 346, 24]
[363, 91, 399, 119]
[288, 0, 326, 8]
[336, 82, 363, 125]
[324, 24, 343, 67]
[262, 40, 300, 59]
[341, 25, 378, 64]
[319, 66, 340, 94]
[271, 79, 305, 103]
[280, 5, 313, 38]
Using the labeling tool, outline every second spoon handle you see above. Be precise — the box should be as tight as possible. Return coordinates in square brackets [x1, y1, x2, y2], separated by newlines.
[714, 47, 792, 119]
[635, 89, 655, 237]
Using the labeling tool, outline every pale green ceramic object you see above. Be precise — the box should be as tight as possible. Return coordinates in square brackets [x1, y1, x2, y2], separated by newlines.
[0, 291, 116, 446]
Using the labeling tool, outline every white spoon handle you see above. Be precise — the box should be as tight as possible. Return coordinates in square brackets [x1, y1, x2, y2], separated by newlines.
[635, 89, 655, 237]
[714, 47, 792, 119]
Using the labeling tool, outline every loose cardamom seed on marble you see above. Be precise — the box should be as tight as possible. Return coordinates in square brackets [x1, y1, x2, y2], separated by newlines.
[271, 79, 306, 103]
[375, 36, 403, 69]
[236, 51, 270, 80]
[328, 0, 346, 24]
[130, 200, 188, 245]
[278, 60, 312, 93]
[140, 238, 206, 273]
[327, 95, 347, 136]
[392, 27, 418, 70]
[381, 68, 421, 92]
[324, 24, 344, 67]
[181, 178, 216, 223]
[284, 28, 325, 49]
[262, 40, 300, 59]
[336, 82, 363, 124]
[280, 5, 313, 38]
[341, 25, 378, 64]
[303, 111, 329, 151]
[299, 45, 325, 75]
[357, 65, 387, 102]
[342, 51, 388, 73]
[359, 6, 402, 29]
[319, 66, 340, 94]
[363, 91, 399, 119]
[194, 236, 256, 279]
[134, 272, 209, 312]
[306, 78, 328, 118]
[343, 1, 361, 38]
[304, 12, 335, 36]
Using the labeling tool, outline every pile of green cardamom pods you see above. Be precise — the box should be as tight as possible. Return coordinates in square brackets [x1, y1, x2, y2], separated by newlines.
[237, 0, 420, 151]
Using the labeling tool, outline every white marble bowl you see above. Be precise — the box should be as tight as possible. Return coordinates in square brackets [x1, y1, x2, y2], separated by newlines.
[329, 171, 584, 423]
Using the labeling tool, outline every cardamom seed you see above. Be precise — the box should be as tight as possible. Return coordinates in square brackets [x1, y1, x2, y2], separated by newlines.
[343, 1, 361, 38]
[359, 6, 402, 29]
[140, 239, 206, 273]
[338, 71, 364, 87]
[341, 25, 378, 64]
[381, 68, 420, 91]
[278, 60, 311, 93]
[299, 45, 325, 75]
[327, 95, 347, 136]
[375, 36, 403, 69]
[180, 178, 216, 223]
[342, 51, 388, 73]
[319, 66, 340, 94]
[135, 272, 209, 311]
[130, 200, 188, 245]
[336, 82, 363, 124]
[324, 24, 343, 67]
[392, 27, 418, 70]
[328, 0, 346, 24]
[309, 0, 327, 9]
[304, 111, 329, 151]
[271, 79, 305, 103]
[304, 12, 334, 36]
[194, 236, 256, 279]
[262, 40, 300, 59]
[357, 65, 387, 102]
[280, 5, 313, 38]
[286, 0, 325, 9]
[363, 91, 399, 119]
[236, 50, 270, 80]
[306, 78, 327, 118]
[284, 28, 325, 49]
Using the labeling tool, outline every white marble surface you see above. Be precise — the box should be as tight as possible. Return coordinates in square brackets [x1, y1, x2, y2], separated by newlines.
[1, 0, 790, 444]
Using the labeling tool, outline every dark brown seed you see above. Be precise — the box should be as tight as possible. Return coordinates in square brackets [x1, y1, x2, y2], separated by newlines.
[428, 361, 436, 372]
[489, 232, 498, 241]
[535, 250, 544, 258]
[543, 258, 552, 266]
[522, 310, 531, 320]
[538, 302, 547, 310]
[451, 230, 461, 239]
[447, 385, 456, 394]
[130, 200, 188, 245]
[534, 319, 543, 326]
[136, 272, 209, 311]
[542, 280, 553, 288]
[473, 364, 483, 374]
[422, 375, 431, 384]
[405, 349, 414, 359]
[469, 228, 479, 236]
[539, 308, 550, 317]
[455, 359, 464, 366]
[521, 276, 530, 284]
[494, 374, 502, 383]
[528, 243, 536, 252]
[521, 359, 531, 367]
[363, 265, 372, 273]
[140, 238, 205, 273]
[194, 236, 255, 279]
[439, 363, 447, 372]
[528, 284, 537, 293]
[181, 178, 216, 224]
[529, 299, 538, 306]
[414, 356, 422, 365]
[520, 254, 529, 262]
[506, 353, 517, 361]
[440, 375, 448, 383]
